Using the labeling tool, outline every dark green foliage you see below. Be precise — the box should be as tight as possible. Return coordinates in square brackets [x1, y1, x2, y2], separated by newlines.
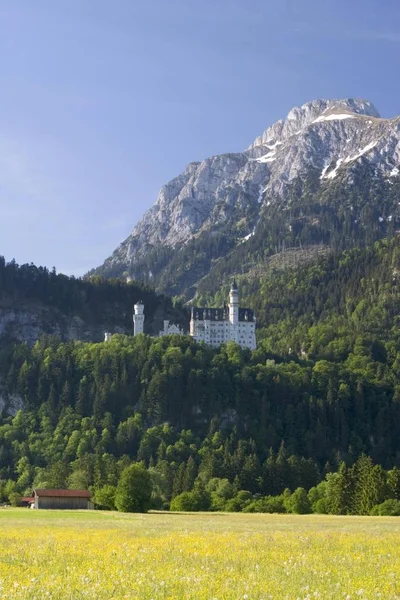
[284, 487, 312, 514]
[2, 235, 400, 515]
[170, 487, 211, 512]
[114, 463, 152, 513]
[224, 490, 253, 512]
[0, 257, 188, 341]
[370, 499, 400, 516]
[93, 485, 117, 510]
[244, 495, 286, 514]
[325, 463, 353, 515]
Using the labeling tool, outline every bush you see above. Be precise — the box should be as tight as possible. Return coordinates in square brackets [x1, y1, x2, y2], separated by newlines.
[115, 463, 152, 513]
[8, 492, 22, 507]
[170, 489, 211, 512]
[224, 490, 252, 512]
[207, 478, 235, 511]
[313, 498, 329, 514]
[210, 492, 227, 511]
[244, 495, 287, 514]
[93, 485, 117, 510]
[284, 487, 312, 514]
[308, 481, 327, 513]
[370, 499, 400, 516]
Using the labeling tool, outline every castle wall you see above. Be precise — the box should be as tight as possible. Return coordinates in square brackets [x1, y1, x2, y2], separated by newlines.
[133, 283, 256, 350]
[190, 318, 256, 350]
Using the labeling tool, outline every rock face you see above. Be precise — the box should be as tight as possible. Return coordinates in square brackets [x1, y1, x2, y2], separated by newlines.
[0, 389, 24, 416]
[92, 98, 400, 295]
[0, 303, 122, 347]
[0, 268, 189, 347]
[0, 300, 188, 346]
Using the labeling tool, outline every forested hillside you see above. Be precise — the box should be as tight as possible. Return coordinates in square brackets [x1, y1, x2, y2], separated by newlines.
[193, 167, 400, 299]
[198, 236, 400, 358]
[0, 258, 188, 344]
[2, 238, 400, 514]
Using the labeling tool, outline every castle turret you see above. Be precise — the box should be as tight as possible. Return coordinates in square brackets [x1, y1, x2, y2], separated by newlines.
[190, 307, 195, 336]
[133, 300, 145, 335]
[229, 279, 239, 343]
[229, 280, 239, 324]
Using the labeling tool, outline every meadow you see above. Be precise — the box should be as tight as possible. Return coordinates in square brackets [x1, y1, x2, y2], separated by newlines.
[0, 510, 399, 599]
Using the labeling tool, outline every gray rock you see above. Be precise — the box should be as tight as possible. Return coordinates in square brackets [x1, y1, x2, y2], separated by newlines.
[96, 98, 400, 280]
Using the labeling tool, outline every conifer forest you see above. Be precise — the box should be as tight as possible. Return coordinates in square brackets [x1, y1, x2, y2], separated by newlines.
[2, 237, 400, 515]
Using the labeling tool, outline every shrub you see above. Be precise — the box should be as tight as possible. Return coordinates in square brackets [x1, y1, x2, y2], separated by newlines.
[224, 490, 252, 512]
[207, 478, 235, 511]
[170, 489, 211, 512]
[244, 495, 286, 513]
[370, 499, 400, 516]
[93, 485, 117, 510]
[8, 492, 22, 507]
[115, 463, 152, 513]
[284, 487, 312, 514]
[308, 481, 327, 513]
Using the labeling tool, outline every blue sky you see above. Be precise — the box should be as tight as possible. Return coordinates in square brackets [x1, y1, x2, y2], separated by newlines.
[1, 0, 400, 275]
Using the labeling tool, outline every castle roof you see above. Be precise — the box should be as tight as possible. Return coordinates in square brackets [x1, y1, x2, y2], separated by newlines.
[191, 307, 255, 322]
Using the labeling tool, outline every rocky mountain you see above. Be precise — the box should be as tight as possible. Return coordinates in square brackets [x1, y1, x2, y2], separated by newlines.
[92, 98, 400, 298]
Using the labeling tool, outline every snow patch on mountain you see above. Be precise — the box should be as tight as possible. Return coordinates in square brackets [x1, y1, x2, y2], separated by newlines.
[313, 113, 356, 123]
[241, 230, 255, 243]
[255, 151, 277, 163]
[94, 97, 400, 281]
[325, 159, 344, 180]
[344, 141, 378, 163]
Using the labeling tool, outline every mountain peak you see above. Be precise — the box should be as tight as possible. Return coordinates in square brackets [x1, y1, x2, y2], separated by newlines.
[249, 98, 381, 149]
[93, 96, 400, 297]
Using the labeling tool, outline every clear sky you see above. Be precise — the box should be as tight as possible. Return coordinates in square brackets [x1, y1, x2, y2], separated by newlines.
[1, 0, 400, 275]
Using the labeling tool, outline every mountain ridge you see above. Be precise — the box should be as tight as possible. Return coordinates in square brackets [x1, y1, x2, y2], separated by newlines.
[91, 97, 400, 297]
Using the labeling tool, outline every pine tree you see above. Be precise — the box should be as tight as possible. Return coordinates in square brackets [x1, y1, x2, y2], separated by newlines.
[388, 466, 400, 499]
[327, 462, 353, 515]
[182, 456, 197, 492]
[352, 454, 383, 515]
[172, 462, 186, 498]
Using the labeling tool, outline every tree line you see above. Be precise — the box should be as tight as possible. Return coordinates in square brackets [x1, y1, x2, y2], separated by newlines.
[1, 236, 400, 513]
[0, 256, 188, 338]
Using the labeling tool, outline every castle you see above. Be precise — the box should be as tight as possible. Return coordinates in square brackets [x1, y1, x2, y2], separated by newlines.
[189, 281, 256, 349]
[131, 281, 256, 350]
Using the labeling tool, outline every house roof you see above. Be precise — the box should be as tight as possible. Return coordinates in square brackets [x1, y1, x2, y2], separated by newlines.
[33, 489, 91, 498]
[21, 496, 34, 503]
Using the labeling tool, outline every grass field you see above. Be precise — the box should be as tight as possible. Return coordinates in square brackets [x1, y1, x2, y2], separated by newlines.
[0, 509, 400, 599]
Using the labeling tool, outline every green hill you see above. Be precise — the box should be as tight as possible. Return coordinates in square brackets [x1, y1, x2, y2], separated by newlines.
[2, 238, 400, 511]
[0, 257, 188, 345]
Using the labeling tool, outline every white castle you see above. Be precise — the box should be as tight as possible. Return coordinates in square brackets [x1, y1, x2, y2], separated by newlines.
[131, 300, 184, 338]
[189, 281, 256, 349]
[130, 281, 256, 350]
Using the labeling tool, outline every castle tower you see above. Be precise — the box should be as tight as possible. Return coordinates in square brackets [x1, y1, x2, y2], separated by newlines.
[229, 279, 239, 343]
[229, 280, 239, 324]
[190, 307, 195, 336]
[133, 300, 145, 335]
